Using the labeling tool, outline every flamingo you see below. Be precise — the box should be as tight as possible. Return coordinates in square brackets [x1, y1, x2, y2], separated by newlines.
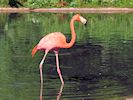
[32, 14, 87, 85]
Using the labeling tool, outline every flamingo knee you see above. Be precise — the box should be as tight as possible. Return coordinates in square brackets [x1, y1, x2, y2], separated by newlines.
[57, 68, 61, 75]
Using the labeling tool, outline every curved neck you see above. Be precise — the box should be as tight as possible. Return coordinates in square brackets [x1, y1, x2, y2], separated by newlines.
[64, 18, 76, 48]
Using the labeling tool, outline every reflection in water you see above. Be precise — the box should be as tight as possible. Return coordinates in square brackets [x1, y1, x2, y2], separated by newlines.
[40, 81, 43, 100]
[47, 42, 103, 80]
[40, 84, 64, 100]
[0, 13, 133, 100]
[40, 81, 65, 100]
[8, 13, 22, 23]
[40, 80, 64, 100]
[56, 84, 64, 100]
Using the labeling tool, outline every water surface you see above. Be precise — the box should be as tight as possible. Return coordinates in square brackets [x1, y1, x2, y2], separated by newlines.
[0, 12, 133, 100]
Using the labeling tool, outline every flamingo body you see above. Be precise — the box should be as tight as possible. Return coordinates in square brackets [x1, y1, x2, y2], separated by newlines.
[37, 32, 66, 51]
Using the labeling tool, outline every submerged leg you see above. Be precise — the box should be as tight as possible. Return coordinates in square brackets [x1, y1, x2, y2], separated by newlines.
[39, 50, 48, 99]
[56, 84, 64, 100]
[40, 82, 43, 100]
[54, 50, 64, 84]
[39, 51, 48, 85]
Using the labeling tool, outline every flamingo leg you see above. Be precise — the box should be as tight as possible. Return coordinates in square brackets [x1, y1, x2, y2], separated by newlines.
[40, 83, 43, 100]
[39, 50, 48, 100]
[39, 51, 48, 85]
[54, 51, 64, 85]
[56, 84, 64, 100]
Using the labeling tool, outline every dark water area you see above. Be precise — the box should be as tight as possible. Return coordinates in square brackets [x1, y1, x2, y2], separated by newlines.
[0, 12, 133, 100]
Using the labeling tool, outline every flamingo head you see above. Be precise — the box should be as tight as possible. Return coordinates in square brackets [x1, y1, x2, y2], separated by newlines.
[74, 14, 87, 26]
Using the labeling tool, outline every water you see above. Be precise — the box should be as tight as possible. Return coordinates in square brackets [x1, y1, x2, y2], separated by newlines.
[0, 12, 133, 100]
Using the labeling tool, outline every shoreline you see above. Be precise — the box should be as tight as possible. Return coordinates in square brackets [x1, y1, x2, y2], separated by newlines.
[0, 7, 133, 13]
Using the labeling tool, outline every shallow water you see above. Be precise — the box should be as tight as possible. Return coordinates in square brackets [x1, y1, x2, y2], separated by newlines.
[0, 12, 133, 100]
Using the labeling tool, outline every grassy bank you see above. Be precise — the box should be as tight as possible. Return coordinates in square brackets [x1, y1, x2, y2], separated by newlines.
[1, 0, 133, 8]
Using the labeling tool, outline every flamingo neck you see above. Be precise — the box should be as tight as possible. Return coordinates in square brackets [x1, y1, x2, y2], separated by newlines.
[64, 18, 76, 48]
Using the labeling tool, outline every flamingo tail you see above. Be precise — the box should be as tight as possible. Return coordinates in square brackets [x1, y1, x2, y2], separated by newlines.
[32, 45, 38, 58]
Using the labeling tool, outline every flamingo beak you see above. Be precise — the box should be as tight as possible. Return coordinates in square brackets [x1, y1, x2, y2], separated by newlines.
[79, 16, 87, 26]
[84, 21, 87, 26]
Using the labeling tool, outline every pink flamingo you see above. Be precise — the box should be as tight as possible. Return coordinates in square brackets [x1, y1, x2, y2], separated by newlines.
[32, 14, 87, 85]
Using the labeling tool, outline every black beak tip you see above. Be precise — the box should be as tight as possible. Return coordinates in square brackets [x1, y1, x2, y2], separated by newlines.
[85, 21, 87, 26]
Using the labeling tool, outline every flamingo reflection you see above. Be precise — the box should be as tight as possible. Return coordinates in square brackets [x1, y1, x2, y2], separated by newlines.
[39, 83, 64, 100]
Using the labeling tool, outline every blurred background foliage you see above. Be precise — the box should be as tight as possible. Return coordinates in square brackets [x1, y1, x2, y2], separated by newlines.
[1, 0, 133, 8]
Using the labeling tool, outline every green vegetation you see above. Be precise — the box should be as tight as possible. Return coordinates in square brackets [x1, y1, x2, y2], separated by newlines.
[0, 0, 8, 7]
[1, 0, 133, 8]
[0, 13, 133, 100]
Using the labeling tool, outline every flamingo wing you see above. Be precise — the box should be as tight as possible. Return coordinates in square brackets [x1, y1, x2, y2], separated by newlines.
[37, 32, 67, 50]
